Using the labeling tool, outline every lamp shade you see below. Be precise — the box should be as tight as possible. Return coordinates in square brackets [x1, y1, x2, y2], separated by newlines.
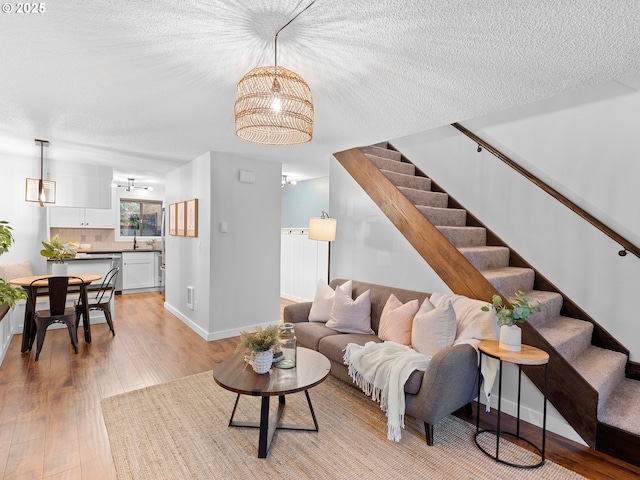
[25, 178, 56, 206]
[308, 216, 336, 242]
[235, 66, 313, 145]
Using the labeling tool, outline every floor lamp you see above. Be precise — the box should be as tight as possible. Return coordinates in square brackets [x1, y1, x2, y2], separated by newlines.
[308, 211, 337, 283]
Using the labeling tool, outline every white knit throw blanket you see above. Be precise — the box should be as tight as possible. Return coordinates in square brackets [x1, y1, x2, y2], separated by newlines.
[344, 341, 432, 442]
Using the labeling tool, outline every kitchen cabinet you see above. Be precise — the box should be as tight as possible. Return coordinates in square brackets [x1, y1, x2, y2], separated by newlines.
[50, 207, 114, 228]
[122, 252, 156, 290]
[48, 162, 112, 209]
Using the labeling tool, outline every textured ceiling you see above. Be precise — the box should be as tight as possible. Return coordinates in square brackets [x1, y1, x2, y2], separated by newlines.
[1, 1, 639, 185]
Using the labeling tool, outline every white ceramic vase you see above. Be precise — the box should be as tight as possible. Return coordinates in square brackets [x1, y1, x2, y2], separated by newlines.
[51, 262, 68, 276]
[252, 350, 273, 374]
[499, 324, 522, 352]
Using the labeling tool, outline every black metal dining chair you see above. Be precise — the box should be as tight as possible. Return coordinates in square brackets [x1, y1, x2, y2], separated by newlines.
[77, 267, 119, 336]
[30, 276, 84, 361]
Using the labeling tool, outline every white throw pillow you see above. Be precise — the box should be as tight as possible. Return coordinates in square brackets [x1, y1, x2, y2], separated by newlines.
[378, 294, 420, 345]
[308, 280, 352, 322]
[411, 298, 457, 357]
[326, 287, 373, 334]
[429, 292, 499, 344]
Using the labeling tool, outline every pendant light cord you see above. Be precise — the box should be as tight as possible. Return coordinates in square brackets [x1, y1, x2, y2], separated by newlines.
[274, 0, 316, 70]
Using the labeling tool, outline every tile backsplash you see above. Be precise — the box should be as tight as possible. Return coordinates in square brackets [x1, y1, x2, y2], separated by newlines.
[51, 228, 142, 250]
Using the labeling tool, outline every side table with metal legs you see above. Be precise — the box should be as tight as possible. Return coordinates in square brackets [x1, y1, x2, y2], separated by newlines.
[475, 340, 550, 469]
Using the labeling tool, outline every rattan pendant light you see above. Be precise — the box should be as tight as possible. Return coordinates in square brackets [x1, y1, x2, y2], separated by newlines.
[234, 1, 315, 145]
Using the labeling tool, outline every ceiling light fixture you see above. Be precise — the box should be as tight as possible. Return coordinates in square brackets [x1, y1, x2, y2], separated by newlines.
[234, 1, 315, 146]
[25, 139, 56, 206]
[281, 175, 297, 188]
[115, 178, 152, 192]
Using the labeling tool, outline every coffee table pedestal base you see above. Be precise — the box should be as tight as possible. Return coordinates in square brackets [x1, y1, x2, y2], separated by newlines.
[228, 390, 319, 458]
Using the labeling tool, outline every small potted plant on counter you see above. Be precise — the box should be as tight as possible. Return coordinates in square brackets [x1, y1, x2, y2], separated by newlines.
[40, 234, 77, 276]
[235, 324, 281, 374]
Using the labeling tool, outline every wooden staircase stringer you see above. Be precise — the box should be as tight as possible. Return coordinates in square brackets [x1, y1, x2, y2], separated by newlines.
[334, 146, 600, 447]
[333, 147, 501, 302]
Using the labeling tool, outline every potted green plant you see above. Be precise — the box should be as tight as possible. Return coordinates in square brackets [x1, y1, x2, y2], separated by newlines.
[481, 291, 548, 352]
[0, 221, 27, 310]
[40, 234, 77, 276]
[235, 324, 281, 373]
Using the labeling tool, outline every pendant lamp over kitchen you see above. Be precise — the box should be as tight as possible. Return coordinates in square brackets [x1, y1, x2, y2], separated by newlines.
[25, 139, 56, 206]
[234, 1, 315, 145]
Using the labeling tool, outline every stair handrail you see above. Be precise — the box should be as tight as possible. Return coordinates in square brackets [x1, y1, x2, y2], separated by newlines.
[452, 123, 640, 260]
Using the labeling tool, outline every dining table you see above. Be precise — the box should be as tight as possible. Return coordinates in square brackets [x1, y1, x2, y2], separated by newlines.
[9, 273, 102, 354]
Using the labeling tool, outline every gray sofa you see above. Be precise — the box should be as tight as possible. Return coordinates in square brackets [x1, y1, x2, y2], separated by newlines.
[284, 278, 482, 445]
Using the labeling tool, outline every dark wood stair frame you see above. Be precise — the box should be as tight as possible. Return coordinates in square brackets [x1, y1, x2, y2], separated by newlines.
[333, 146, 617, 450]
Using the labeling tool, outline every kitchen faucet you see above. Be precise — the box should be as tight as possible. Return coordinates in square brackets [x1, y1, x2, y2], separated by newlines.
[133, 232, 138, 249]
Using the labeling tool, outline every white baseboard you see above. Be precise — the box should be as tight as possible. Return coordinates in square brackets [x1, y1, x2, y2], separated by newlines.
[478, 394, 587, 446]
[163, 301, 273, 342]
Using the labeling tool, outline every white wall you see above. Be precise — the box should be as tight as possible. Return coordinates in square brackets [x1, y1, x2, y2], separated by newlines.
[393, 85, 640, 362]
[164, 151, 281, 340]
[0, 154, 49, 273]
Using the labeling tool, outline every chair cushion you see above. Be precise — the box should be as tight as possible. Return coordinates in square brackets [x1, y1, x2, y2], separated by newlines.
[317, 333, 380, 364]
[294, 322, 341, 351]
[318, 333, 423, 394]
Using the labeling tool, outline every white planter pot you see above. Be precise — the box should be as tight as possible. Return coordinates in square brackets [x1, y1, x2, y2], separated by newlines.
[251, 350, 273, 374]
[499, 324, 522, 352]
[51, 262, 68, 276]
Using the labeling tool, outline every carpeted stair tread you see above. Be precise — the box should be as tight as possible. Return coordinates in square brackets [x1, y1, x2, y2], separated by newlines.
[416, 206, 467, 226]
[572, 346, 627, 412]
[381, 170, 431, 190]
[398, 186, 448, 207]
[436, 226, 487, 248]
[537, 316, 594, 362]
[361, 145, 401, 161]
[458, 246, 510, 271]
[365, 154, 415, 175]
[520, 290, 564, 328]
[598, 378, 640, 435]
[481, 267, 535, 296]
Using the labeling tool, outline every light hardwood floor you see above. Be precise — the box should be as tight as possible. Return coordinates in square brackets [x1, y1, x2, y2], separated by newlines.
[0, 293, 637, 479]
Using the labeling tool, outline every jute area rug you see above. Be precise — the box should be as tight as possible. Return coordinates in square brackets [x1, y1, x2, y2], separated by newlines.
[102, 371, 585, 480]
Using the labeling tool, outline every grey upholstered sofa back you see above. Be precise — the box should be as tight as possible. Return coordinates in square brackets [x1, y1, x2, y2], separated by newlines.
[329, 278, 431, 334]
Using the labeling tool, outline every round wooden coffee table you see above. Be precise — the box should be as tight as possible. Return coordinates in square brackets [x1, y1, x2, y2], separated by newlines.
[213, 347, 331, 458]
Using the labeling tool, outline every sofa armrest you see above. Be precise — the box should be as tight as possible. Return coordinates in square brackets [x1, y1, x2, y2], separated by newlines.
[405, 344, 478, 425]
[283, 302, 313, 324]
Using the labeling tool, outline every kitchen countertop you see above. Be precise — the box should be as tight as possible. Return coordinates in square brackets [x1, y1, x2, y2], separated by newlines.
[46, 249, 162, 261]
[76, 249, 162, 254]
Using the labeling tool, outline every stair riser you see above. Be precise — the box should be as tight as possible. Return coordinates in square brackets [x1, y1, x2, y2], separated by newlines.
[539, 317, 593, 363]
[437, 227, 486, 247]
[573, 347, 628, 414]
[417, 206, 466, 226]
[525, 291, 564, 328]
[361, 145, 401, 161]
[484, 269, 535, 297]
[366, 154, 415, 175]
[459, 247, 510, 271]
[381, 170, 431, 190]
[398, 187, 448, 208]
